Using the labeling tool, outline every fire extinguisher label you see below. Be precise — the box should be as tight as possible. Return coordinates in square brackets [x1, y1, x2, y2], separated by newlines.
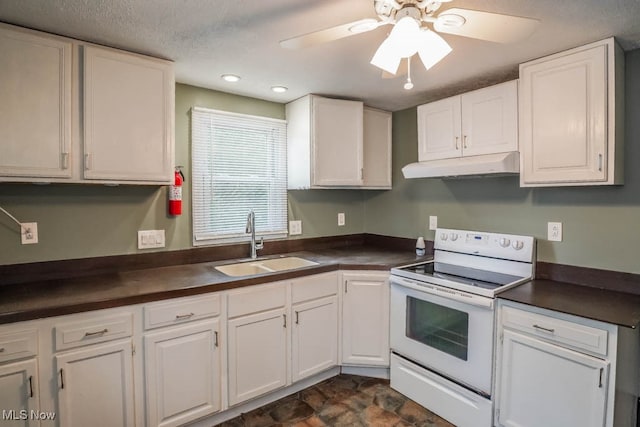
[169, 186, 182, 201]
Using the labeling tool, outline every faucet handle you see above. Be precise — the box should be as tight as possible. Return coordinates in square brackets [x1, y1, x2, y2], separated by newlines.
[256, 237, 264, 250]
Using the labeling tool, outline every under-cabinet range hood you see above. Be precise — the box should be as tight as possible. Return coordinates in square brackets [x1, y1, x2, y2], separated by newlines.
[402, 152, 519, 179]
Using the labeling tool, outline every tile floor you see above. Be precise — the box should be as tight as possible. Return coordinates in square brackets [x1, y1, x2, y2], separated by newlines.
[216, 374, 455, 427]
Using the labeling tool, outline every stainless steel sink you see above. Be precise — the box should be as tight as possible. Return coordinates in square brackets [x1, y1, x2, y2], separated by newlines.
[215, 257, 318, 277]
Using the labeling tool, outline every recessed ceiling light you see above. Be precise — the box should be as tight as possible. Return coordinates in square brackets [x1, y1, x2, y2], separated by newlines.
[221, 74, 241, 82]
[271, 86, 288, 93]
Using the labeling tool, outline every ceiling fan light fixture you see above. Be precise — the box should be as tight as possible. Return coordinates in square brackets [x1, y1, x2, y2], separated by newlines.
[417, 29, 452, 69]
[271, 86, 288, 93]
[221, 74, 241, 82]
[370, 36, 402, 74]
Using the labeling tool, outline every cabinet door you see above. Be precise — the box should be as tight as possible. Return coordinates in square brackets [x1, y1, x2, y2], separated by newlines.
[56, 340, 135, 427]
[341, 273, 390, 366]
[144, 319, 221, 427]
[227, 308, 288, 406]
[497, 330, 608, 427]
[363, 107, 392, 189]
[0, 25, 72, 179]
[83, 45, 173, 183]
[461, 80, 518, 157]
[417, 96, 461, 161]
[292, 295, 338, 382]
[311, 96, 363, 186]
[520, 44, 607, 185]
[0, 359, 40, 427]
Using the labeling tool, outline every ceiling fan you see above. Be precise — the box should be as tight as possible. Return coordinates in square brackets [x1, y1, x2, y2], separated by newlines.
[280, 0, 539, 86]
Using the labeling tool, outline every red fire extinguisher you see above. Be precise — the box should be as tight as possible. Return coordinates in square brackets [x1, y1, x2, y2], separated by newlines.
[169, 166, 184, 216]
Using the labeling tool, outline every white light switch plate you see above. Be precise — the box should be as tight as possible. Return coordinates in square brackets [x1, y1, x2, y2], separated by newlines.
[289, 220, 302, 235]
[138, 230, 165, 249]
[548, 222, 563, 242]
[338, 213, 345, 226]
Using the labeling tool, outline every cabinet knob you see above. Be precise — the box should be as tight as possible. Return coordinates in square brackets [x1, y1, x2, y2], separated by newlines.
[455, 136, 459, 150]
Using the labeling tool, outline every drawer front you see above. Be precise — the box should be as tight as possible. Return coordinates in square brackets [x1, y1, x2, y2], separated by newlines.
[0, 330, 38, 363]
[144, 293, 221, 330]
[502, 306, 608, 357]
[55, 313, 133, 351]
[291, 272, 338, 304]
[228, 282, 287, 318]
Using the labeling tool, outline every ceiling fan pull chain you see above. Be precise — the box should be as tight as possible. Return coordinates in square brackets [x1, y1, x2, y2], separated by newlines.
[404, 57, 414, 90]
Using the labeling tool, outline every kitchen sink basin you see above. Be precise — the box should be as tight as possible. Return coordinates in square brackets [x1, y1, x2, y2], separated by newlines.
[215, 257, 318, 277]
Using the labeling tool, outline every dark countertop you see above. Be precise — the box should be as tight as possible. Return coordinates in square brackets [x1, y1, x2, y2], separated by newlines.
[0, 247, 422, 324]
[498, 279, 640, 329]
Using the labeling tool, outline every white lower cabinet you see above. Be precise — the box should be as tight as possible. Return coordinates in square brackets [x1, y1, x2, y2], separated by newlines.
[495, 300, 639, 427]
[144, 319, 221, 427]
[55, 339, 135, 427]
[0, 358, 40, 427]
[291, 273, 339, 382]
[341, 271, 390, 366]
[227, 282, 289, 406]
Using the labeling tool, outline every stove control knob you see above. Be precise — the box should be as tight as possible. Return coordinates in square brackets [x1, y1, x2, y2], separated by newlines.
[450, 233, 459, 241]
[440, 233, 448, 241]
[499, 237, 511, 248]
[512, 240, 525, 250]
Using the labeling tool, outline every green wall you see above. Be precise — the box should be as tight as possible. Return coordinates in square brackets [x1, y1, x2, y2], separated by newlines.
[0, 84, 364, 265]
[2, 50, 639, 274]
[364, 49, 640, 274]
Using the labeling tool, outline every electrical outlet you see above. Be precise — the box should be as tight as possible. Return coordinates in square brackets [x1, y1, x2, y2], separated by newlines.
[289, 220, 302, 235]
[21, 222, 38, 244]
[548, 222, 563, 242]
[429, 216, 438, 231]
[338, 213, 345, 226]
[138, 230, 165, 249]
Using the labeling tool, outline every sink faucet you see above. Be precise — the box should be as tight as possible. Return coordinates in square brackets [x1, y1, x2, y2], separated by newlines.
[245, 210, 264, 259]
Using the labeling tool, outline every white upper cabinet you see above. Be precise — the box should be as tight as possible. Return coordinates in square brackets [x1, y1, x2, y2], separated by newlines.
[417, 80, 518, 162]
[286, 95, 392, 189]
[0, 22, 175, 185]
[0, 24, 72, 179]
[83, 46, 174, 183]
[363, 107, 392, 189]
[519, 38, 624, 187]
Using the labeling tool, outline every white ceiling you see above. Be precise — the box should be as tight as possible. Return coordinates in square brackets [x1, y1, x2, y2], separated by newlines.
[1, 0, 640, 111]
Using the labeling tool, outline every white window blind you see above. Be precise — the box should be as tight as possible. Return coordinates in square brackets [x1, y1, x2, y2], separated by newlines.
[191, 107, 287, 245]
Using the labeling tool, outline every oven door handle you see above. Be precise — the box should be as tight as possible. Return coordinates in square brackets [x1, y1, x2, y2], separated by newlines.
[391, 276, 494, 309]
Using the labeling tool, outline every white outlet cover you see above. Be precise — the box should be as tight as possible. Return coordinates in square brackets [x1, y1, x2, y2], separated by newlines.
[21, 222, 38, 244]
[429, 216, 438, 231]
[547, 222, 563, 242]
[289, 220, 302, 235]
[338, 213, 345, 226]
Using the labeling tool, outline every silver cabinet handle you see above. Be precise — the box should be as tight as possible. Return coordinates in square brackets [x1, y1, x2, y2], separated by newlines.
[84, 153, 92, 170]
[28, 376, 34, 398]
[84, 328, 108, 337]
[283, 314, 287, 328]
[599, 367, 604, 388]
[295, 311, 300, 325]
[532, 324, 555, 333]
[463, 135, 468, 149]
[59, 369, 65, 390]
[175, 313, 195, 320]
[455, 136, 459, 150]
[214, 331, 219, 348]
[598, 154, 603, 172]
[344, 280, 348, 293]
[61, 153, 69, 170]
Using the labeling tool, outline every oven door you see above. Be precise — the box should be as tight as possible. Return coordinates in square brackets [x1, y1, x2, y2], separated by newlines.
[390, 276, 495, 395]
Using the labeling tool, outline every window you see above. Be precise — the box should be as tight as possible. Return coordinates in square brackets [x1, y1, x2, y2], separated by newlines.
[191, 107, 287, 245]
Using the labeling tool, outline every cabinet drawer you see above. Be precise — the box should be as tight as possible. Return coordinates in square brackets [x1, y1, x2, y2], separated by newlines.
[144, 294, 220, 330]
[228, 282, 287, 318]
[55, 313, 133, 351]
[0, 330, 38, 363]
[292, 272, 338, 304]
[501, 306, 608, 357]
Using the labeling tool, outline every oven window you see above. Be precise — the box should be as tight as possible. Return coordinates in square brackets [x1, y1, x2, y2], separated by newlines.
[406, 296, 469, 361]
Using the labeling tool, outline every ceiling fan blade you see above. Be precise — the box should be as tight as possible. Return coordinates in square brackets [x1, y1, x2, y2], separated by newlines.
[280, 18, 383, 49]
[434, 8, 539, 44]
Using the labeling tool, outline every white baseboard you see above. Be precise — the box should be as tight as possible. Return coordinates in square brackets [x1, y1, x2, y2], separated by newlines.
[341, 365, 390, 379]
